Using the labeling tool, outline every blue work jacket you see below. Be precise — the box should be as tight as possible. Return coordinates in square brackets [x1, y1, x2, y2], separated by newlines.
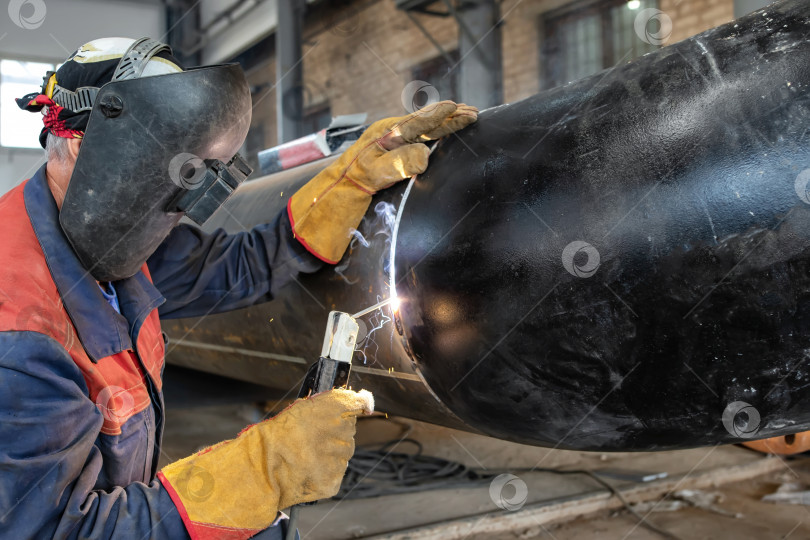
[0, 164, 320, 539]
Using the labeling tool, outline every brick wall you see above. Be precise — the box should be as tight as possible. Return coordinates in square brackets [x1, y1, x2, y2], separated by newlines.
[661, 0, 735, 45]
[247, 0, 734, 152]
[303, 0, 459, 131]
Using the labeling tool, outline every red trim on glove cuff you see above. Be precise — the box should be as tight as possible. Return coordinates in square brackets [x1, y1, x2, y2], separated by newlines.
[158, 472, 262, 540]
[287, 198, 341, 265]
[158, 471, 199, 540]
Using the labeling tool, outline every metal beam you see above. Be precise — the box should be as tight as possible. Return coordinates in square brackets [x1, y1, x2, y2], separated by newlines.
[455, 0, 502, 108]
[165, 0, 202, 66]
[440, 0, 492, 69]
[276, 0, 306, 143]
[403, 10, 457, 67]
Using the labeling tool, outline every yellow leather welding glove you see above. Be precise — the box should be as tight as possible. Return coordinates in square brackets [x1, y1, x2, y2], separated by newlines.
[288, 100, 478, 263]
[158, 388, 374, 539]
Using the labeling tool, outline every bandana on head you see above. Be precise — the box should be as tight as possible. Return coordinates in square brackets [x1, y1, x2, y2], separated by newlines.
[16, 37, 183, 149]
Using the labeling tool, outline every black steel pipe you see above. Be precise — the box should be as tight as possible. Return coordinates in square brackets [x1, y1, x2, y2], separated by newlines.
[165, 0, 810, 450]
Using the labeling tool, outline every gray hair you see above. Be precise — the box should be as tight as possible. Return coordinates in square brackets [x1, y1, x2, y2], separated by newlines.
[45, 133, 71, 163]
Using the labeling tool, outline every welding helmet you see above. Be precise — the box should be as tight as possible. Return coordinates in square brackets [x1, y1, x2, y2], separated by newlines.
[20, 37, 252, 281]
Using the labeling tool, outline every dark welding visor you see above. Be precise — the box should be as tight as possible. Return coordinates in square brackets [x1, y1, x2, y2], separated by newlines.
[59, 62, 253, 281]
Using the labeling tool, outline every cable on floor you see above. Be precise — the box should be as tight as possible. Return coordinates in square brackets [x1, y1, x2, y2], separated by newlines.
[335, 416, 680, 540]
[336, 437, 496, 499]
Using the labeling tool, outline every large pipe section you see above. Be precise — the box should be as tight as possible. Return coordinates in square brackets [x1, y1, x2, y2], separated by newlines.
[165, 0, 810, 451]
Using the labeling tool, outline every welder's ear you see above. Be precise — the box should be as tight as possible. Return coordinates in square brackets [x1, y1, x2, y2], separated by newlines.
[67, 138, 82, 164]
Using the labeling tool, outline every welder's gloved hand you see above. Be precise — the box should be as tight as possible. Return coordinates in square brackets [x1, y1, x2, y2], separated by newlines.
[158, 388, 374, 538]
[289, 100, 478, 263]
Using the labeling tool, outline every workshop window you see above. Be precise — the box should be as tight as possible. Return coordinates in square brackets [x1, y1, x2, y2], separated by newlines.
[541, 0, 659, 90]
[0, 59, 55, 149]
[410, 50, 460, 107]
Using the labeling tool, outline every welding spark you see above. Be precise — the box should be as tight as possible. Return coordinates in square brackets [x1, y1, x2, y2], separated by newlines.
[354, 296, 394, 366]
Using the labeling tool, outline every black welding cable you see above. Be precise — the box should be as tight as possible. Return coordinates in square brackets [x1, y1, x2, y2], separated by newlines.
[336, 420, 680, 540]
[335, 438, 495, 499]
[526, 467, 681, 540]
[337, 451, 679, 539]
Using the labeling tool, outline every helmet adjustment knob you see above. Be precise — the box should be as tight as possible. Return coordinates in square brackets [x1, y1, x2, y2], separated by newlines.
[99, 95, 124, 118]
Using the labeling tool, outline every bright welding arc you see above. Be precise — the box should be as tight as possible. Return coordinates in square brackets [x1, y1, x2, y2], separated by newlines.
[352, 297, 399, 366]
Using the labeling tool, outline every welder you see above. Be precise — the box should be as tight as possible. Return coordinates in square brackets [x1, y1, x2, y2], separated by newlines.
[0, 37, 477, 539]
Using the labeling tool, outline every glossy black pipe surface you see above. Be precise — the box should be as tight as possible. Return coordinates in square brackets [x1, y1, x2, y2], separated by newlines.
[166, 0, 810, 450]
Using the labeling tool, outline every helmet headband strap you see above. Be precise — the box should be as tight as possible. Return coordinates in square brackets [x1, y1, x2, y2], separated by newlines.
[47, 37, 172, 115]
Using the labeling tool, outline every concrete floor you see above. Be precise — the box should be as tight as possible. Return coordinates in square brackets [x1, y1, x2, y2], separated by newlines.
[474, 465, 810, 540]
[531, 468, 810, 540]
[160, 367, 809, 539]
